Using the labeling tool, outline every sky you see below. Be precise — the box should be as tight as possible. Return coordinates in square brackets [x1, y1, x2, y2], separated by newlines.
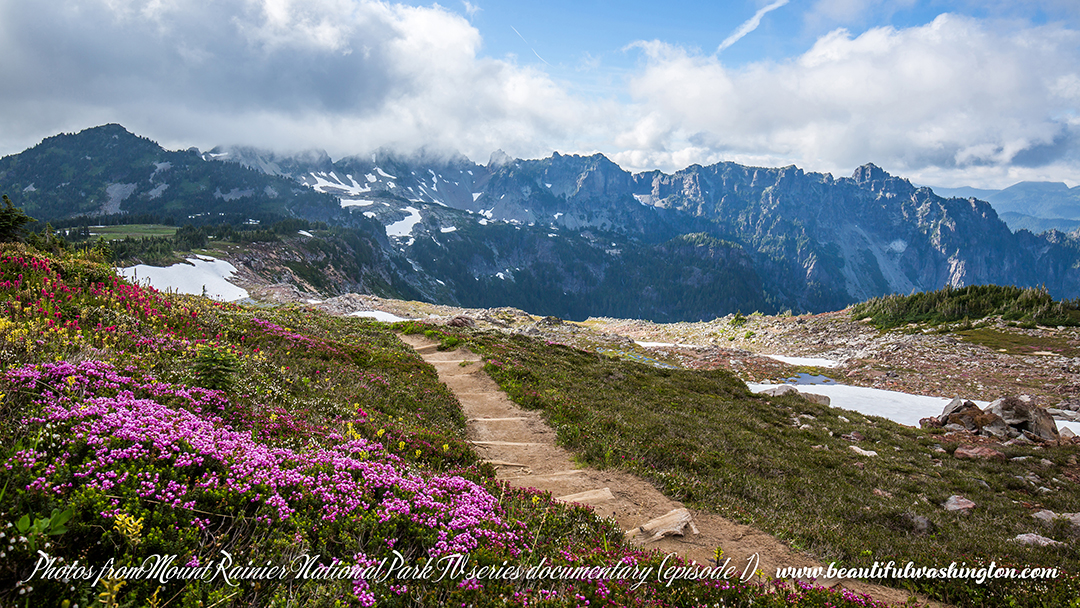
[1, 0, 1078, 188]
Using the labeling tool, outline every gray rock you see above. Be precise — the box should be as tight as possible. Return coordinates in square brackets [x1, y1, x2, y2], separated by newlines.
[800, 392, 831, 406]
[944, 495, 976, 514]
[1010, 533, 1063, 547]
[1032, 509, 1058, 524]
[941, 396, 966, 419]
[762, 385, 799, 397]
[986, 396, 1059, 442]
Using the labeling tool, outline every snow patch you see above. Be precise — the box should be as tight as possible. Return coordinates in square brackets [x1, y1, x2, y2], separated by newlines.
[440, 226, 457, 233]
[365, 173, 377, 183]
[146, 183, 169, 199]
[349, 310, 407, 322]
[472, 193, 483, 201]
[553, 212, 564, 219]
[120, 257, 248, 302]
[386, 206, 422, 237]
[341, 198, 376, 207]
[748, 383, 979, 428]
[376, 167, 397, 179]
[150, 162, 172, 179]
[309, 172, 371, 196]
[298, 230, 314, 237]
[763, 355, 840, 368]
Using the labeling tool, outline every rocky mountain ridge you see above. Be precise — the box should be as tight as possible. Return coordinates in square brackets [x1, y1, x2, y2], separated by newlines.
[3, 124, 1080, 322]
[211, 139, 1080, 313]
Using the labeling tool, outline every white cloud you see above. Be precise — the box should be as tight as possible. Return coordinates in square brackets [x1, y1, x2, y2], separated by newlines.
[620, 14, 1080, 186]
[0, 0, 602, 161]
[717, 0, 790, 53]
[0, 2, 1078, 189]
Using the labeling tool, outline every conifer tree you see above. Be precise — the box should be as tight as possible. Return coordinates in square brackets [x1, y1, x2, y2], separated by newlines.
[0, 194, 35, 242]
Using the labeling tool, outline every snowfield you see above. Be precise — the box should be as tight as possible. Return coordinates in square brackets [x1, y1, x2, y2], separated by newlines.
[349, 310, 408, 322]
[119, 256, 248, 302]
[763, 354, 840, 368]
[386, 206, 422, 237]
[748, 381, 1079, 437]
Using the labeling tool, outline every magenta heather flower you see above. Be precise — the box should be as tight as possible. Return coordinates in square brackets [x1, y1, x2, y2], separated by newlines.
[6, 360, 523, 556]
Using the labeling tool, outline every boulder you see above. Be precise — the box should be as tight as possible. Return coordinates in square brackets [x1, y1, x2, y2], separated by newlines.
[447, 315, 476, 328]
[1010, 533, 1064, 547]
[953, 445, 1006, 460]
[943, 495, 976, 514]
[945, 403, 1008, 438]
[985, 396, 1059, 442]
[941, 397, 966, 419]
[919, 416, 942, 428]
[800, 392, 831, 406]
[761, 385, 799, 397]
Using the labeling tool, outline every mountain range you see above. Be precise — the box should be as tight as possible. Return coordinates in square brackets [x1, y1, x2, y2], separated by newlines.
[2, 124, 1079, 321]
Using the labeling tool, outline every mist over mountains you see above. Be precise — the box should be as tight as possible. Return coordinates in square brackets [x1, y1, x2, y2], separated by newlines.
[2, 124, 1078, 321]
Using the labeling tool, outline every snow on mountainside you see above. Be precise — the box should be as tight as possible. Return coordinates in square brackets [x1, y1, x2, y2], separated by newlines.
[206, 144, 1080, 315]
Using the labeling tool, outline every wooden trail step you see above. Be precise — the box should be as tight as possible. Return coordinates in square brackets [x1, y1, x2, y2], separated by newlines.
[504, 469, 585, 481]
[556, 488, 615, 503]
[429, 359, 479, 364]
[482, 460, 529, 467]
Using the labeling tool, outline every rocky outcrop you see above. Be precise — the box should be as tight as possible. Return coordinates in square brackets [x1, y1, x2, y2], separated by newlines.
[987, 396, 1060, 442]
[922, 395, 1060, 442]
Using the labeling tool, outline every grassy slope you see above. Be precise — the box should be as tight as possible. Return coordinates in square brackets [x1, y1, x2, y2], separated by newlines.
[0, 244, 882, 608]
[461, 330, 1080, 608]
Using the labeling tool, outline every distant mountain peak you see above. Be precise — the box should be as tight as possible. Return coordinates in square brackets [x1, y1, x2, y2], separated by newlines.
[852, 163, 890, 184]
[488, 149, 514, 168]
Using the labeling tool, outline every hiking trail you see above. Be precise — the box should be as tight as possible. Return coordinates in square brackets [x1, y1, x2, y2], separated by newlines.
[399, 334, 939, 607]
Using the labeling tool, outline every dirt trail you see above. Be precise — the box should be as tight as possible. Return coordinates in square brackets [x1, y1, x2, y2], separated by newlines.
[400, 334, 938, 607]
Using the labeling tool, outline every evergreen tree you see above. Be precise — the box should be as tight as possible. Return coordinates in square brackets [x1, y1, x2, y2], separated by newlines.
[0, 194, 35, 242]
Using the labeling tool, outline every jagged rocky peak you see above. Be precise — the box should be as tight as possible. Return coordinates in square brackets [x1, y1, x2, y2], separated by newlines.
[850, 162, 920, 198]
[488, 149, 514, 168]
[852, 163, 890, 184]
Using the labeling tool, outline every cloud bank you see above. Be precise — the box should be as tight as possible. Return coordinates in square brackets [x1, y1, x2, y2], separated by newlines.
[0, 1, 1078, 187]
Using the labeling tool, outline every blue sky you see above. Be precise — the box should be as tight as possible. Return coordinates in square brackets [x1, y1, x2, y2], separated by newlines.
[0, 0, 1078, 188]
